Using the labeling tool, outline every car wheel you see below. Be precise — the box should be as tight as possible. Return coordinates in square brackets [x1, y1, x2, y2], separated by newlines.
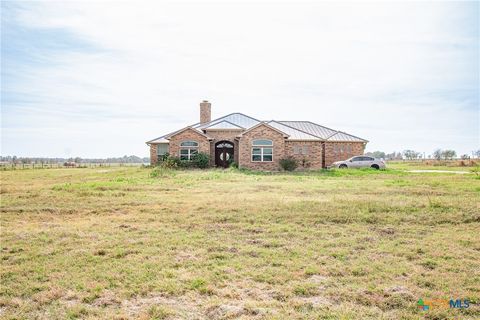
[371, 164, 379, 170]
[339, 164, 348, 169]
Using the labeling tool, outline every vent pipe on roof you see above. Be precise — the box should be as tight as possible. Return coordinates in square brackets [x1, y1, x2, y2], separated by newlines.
[200, 100, 211, 124]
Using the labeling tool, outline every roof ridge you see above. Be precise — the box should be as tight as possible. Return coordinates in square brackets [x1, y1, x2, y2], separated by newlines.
[239, 121, 290, 137]
[194, 112, 261, 129]
[204, 119, 245, 129]
[269, 120, 323, 140]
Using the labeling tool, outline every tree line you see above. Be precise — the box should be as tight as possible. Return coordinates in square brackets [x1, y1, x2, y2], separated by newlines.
[0, 155, 149, 164]
[365, 149, 480, 160]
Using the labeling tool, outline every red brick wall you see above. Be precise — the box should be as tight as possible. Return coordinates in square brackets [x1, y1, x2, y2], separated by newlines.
[149, 144, 158, 165]
[238, 124, 285, 171]
[284, 141, 323, 169]
[168, 128, 210, 161]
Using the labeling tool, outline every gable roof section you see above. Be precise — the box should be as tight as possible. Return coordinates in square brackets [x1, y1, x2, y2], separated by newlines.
[204, 120, 245, 130]
[267, 121, 320, 140]
[194, 113, 260, 130]
[238, 121, 290, 138]
[165, 126, 212, 140]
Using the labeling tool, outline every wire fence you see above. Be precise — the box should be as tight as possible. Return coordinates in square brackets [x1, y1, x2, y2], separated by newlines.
[0, 163, 147, 171]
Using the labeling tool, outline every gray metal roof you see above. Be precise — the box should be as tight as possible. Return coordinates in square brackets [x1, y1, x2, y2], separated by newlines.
[278, 121, 367, 142]
[194, 113, 260, 130]
[147, 113, 367, 144]
[267, 121, 319, 140]
[204, 120, 245, 130]
[279, 121, 337, 139]
[326, 131, 368, 142]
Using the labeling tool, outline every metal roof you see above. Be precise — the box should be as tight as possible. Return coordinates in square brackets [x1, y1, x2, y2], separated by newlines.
[147, 113, 367, 144]
[279, 121, 337, 139]
[278, 121, 367, 142]
[204, 120, 245, 130]
[326, 131, 368, 142]
[194, 113, 260, 130]
[267, 121, 320, 140]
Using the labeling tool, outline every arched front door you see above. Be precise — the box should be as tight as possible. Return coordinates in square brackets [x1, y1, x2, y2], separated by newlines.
[215, 141, 234, 168]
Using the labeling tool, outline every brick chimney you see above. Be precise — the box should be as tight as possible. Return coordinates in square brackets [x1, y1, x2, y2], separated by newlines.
[200, 100, 211, 124]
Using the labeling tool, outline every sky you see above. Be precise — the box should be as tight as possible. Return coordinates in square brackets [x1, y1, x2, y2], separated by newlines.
[1, 1, 479, 158]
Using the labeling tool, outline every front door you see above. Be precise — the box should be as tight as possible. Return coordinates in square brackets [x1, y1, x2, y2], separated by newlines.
[215, 141, 234, 168]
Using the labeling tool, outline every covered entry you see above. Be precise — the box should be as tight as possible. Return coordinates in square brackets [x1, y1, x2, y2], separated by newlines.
[215, 141, 234, 168]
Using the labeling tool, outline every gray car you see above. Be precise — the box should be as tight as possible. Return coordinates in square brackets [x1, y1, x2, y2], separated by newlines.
[331, 156, 386, 169]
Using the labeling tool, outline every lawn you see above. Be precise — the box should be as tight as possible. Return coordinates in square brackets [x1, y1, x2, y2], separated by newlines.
[1, 165, 479, 319]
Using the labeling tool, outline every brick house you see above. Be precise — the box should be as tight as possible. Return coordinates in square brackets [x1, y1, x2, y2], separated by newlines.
[146, 100, 368, 170]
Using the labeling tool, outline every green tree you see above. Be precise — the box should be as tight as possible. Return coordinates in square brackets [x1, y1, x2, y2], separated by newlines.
[433, 149, 442, 160]
[441, 150, 456, 160]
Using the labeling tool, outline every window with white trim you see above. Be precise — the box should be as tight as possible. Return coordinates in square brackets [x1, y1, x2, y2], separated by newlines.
[180, 141, 198, 160]
[252, 139, 273, 162]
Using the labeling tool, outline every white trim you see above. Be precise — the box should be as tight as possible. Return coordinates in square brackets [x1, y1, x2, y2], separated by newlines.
[251, 147, 273, 162]
[252, 139, 273, 147]
[180, 140, 199, 147]
[180, 148, 198, 160]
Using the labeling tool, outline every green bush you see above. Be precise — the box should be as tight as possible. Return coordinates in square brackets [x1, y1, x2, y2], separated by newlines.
[192, 152, 210, 168]
[159, 156, 181, 169]
[279, 157, 298, 171]
[179, 160, 196, 169]
[158, 152, 210, 169]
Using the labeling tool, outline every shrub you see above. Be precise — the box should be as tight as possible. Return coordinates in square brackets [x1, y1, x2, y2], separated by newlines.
[192, 152, 210, 168]
[279, 157, 298, 171]
[160, 156, 181, 169]
[179, 160, 196, 169]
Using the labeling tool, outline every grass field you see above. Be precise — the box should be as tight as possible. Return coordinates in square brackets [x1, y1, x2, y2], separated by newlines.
[1, 164, 479, 319]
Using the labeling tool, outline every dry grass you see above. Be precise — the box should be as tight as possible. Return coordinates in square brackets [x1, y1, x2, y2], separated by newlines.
[1, 165, 479, 319]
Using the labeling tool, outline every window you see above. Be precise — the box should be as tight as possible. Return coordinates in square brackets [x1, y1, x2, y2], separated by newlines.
[252, 139, 273, 146]
[180, 141, 199, 147]
[180, 141, 198, 160]
[252, 139, 273, 162]
[352, 157, 362, 162]
[180, 148, 198, 160]
[157, 144, 169, 156]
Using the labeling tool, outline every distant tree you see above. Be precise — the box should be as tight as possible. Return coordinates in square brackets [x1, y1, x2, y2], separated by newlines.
[74, 157, 82, 163]
[441, 150, 456, 160]
[474, 150, 480, 159]
[365, 151, 386, 159]
[433, 149, 442, 160]
[460, 154, 470, 160]
[403, 150, 421, 160]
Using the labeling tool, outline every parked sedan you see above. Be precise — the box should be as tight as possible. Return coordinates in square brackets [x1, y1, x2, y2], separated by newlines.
[331, 156, 386, 169]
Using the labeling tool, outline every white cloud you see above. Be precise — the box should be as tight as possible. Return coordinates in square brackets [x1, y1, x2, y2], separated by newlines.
[2, 1, 478, 157]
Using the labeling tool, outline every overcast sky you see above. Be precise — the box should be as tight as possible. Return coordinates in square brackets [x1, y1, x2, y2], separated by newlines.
[1, 1, 479, 158]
